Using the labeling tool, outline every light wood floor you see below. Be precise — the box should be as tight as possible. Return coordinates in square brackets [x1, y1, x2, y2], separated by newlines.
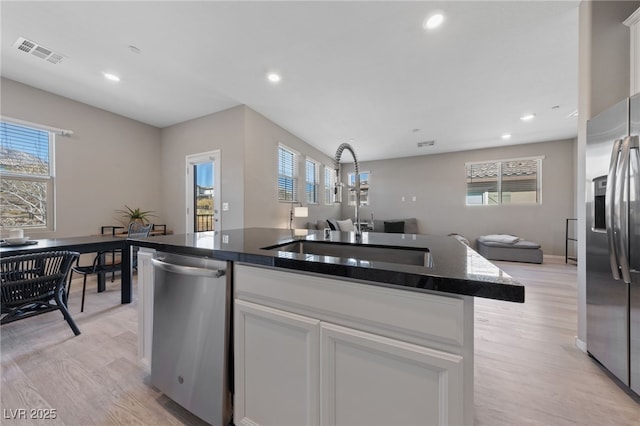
[1, 260, 639, 425]
[475, 258, 639, 426]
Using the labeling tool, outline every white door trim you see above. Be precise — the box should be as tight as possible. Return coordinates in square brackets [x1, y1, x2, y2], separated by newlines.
[186, 150, 221, 233]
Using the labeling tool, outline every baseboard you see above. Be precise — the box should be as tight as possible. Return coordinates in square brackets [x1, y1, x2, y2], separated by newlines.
[544, 254, 565, 260]
[575, 336, 587, 353]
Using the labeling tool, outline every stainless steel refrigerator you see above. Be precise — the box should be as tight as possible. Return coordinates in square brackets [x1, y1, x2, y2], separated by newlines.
[586, 94, 640, 396]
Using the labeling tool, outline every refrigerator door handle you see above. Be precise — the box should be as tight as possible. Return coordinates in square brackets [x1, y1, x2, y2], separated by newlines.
[606, 138, 623, 280]
[631, 136, 640, 275]
[616, 136, 633, 284]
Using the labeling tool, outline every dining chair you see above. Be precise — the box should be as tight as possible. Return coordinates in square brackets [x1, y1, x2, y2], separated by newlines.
[1, 250, 81, 336]
[107, 221, 152, 281]
[68, 222, 151, 312]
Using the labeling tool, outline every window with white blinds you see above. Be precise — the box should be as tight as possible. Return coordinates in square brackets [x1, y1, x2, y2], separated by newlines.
[0, 121, 55, 230]
[347, 171, 370, 206]
[305, 157, 319, 204]
[278, 144, 298, 202]
[466, 157, 542, 205]
[324, 165, 334, 205]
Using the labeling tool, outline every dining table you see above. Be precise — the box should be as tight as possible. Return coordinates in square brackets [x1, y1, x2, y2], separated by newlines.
[0, 234, 132, 304]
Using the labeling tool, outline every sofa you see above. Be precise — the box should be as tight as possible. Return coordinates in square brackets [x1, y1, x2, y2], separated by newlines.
[306, 218, 420, 234]
[371, 218, 419, 234]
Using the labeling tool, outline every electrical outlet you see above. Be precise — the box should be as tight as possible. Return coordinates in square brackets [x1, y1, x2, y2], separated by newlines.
[222, 235, 229, 244]
[222, 202, 229, 211]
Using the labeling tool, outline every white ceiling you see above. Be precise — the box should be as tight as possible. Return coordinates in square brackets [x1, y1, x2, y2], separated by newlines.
[0, 1, 579, 162]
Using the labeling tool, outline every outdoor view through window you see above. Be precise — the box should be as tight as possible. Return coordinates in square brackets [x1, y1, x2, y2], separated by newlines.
[194, 162, 214, 231]
[0, 121, 53, 230]
[466, 158, 541, 205]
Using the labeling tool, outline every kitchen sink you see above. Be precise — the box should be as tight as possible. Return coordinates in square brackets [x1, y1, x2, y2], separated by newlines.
[263, 240, 432, 267]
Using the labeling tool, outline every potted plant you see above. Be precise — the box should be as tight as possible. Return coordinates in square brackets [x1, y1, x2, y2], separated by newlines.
[116, 205, 156, 225]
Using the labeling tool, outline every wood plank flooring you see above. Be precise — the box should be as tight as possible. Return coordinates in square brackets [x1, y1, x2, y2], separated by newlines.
[475, 258, 640, 426]
[1, 259, 639, 425]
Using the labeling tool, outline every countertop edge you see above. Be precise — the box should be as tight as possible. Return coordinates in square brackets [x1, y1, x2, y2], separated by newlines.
[128, 237, 525, 303]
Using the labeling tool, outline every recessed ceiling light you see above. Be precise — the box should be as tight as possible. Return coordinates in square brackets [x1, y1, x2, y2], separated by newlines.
[520, 113, 536, 121]
[423, 12, 445, 30]
[103, 72, 120, 82]
[502, 133, 512, 140]
[266, 72, 281, 83]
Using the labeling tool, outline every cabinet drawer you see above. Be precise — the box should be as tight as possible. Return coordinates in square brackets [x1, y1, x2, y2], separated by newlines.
[235, 264, 468, 348]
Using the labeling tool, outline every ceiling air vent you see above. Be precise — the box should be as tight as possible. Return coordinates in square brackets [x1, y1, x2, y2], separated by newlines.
[417, 140, 435, 148]
[13, 37, 65, 64]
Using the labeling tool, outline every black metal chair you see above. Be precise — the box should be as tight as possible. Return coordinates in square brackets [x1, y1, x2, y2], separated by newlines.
[68, 222, 151, 312]
[1, 251, 81, 336]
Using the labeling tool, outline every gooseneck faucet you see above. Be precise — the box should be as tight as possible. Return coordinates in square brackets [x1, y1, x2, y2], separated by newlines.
[334, 143, 361, 239]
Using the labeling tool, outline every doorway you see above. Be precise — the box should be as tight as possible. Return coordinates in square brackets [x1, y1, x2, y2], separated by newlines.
[186, 150, 221, 233]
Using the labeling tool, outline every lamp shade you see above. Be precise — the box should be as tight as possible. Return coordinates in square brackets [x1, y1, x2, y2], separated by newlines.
[294, 206, 309, 218]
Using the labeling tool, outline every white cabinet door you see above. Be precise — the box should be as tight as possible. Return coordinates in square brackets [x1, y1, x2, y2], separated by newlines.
[320, 323, 464, 426]
[235, 300, 321, 426]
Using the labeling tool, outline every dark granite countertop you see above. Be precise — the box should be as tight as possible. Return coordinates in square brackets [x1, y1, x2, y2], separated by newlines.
[128, 228, 524, 303]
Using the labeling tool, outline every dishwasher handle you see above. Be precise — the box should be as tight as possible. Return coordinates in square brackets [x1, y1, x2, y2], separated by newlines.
[151, 257, 226, 278]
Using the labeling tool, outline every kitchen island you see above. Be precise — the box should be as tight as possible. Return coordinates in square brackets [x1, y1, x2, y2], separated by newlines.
[129, 228, 524, 426]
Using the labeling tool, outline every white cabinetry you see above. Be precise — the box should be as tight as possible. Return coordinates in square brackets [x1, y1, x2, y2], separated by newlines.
[320, 323, 464, 426]
[234, 264, 474, 426]
[235, 300, 320, 426]
[625, 7, 640, 96]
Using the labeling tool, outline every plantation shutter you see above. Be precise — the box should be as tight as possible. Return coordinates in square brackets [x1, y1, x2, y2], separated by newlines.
[0, 122, 50, 176]
[305, 158, 318, 204]
[0, 121, 54, 229]
[278, 145, 297, 201]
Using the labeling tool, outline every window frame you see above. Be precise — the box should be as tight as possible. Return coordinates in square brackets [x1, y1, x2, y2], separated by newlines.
[277, 143, 298, 202]
[347, 170, 370, 206]
[324, 165, 335, 205]
[465, 156, 543, 206]
[0, 120, 56, 231]
[305, 157, 320, 205]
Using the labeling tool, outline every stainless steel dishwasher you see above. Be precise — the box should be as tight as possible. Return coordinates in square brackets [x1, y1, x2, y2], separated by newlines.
[150, 252, 232, 426]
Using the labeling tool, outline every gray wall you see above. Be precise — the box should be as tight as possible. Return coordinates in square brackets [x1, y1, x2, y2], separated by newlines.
[159, 105, 340, 232]
[0, 79, 341, 236]
[243, 107, 340, 229]
[340, 138, 576, 256]
[0, 77, 162, 238]
[159, 105, 246, 233]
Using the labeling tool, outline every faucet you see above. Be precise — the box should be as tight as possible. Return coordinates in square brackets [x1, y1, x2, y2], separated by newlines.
[334, 143, 361, 239]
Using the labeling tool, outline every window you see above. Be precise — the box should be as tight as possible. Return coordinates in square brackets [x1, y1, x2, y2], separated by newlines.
[324, 165, 334, 205]
[278, 144, 298, 202]
[347, 171, 370, 206]
[0, 121, 55, 230]
[466, 157, 542, 205]
[305, 157, 319, 204]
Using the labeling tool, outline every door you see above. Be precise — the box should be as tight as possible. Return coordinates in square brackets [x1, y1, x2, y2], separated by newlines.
[234, 300, 320, 426]
[186, 151, 220, 233]
[629, 94, 640, 395]
[586, 98, 630, 385]
[320, 323, 464, 426]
